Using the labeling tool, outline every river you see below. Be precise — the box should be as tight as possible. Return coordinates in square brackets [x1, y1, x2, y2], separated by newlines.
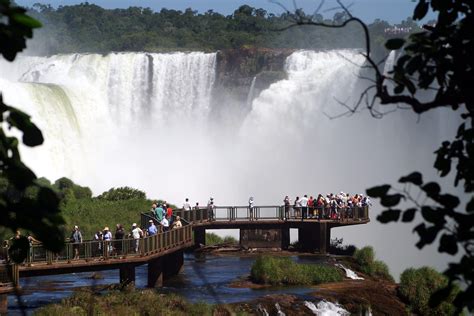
[9, 253, 343, 315]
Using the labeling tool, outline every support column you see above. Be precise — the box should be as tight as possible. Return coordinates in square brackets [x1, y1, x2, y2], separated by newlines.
[281, 227, 290, 250]
[318, 223, 331, 254]
[163, 250, 184, 278]
[147, 257, 164, 288]
[298, 223, 331, 253]
[119, 265, 135, 286]
[194, 227, 206, 247]
[0, 294, 7, 315]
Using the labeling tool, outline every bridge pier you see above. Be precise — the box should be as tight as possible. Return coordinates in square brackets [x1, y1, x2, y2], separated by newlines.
[194, 227, 206, 247]
[163, 250, 184, 277]
[281, 227, 290, 250]
[119, 265, 135, 286]
[298, 223, 331, 253]
[147, 257, 164, 288]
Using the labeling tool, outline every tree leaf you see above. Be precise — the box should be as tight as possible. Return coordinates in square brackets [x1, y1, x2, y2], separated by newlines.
[7, 108, 44, 146]
[377, 209, 401, 223]
[467, 197, 474, 213]
[380, 194, 404, 207]
[413, 0, 429, 20]
[366, 184, 391, 198]
[402, 208, 417, 222]
[414, 224, 440, 248]
[399, 171, 423, 186]
[437, 194, 460, 209]
[422, 182, 441, 198]
[421, 206, 445, 224]
[8, 236, 30, 263]
[11, 13, 43, 29]
[439, 234, 458, 255]
[385, 38, 405, 50]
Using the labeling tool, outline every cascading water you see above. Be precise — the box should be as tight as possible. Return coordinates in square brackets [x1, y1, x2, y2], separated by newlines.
[0, 52, 216, 185]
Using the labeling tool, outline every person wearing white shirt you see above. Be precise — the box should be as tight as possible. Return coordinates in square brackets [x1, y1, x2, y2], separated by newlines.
[248, 197, 255, 221]
[161, 217, 170, 231]
[183, 198, 191, 211]
[300, 195, 309, 220]
[131, 223, 143, 253]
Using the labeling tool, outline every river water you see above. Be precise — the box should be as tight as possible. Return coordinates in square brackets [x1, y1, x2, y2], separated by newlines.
[9, 253, 338, 314]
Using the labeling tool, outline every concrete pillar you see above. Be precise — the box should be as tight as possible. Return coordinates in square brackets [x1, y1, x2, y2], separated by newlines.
[298, 223, 331, 253]
[0, 294, 7, 315]
[194, 227, 206, 247]
[147, 257, 164, 288]
[281, 227, 290, 250]
[163, 250, 184, 278]
[119, 265, 135, 286]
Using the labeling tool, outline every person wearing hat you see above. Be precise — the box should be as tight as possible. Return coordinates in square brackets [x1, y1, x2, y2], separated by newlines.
[173, 216, 182, 229]
[70, 225, 82, 260]
[103, 227, 113, 254]
[148, 219, 158, 236]
[131, 223, 143, 253]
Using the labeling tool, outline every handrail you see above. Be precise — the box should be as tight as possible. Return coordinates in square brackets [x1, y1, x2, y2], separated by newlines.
[6, 226, 192, 266]
[5, 205, 368, 267]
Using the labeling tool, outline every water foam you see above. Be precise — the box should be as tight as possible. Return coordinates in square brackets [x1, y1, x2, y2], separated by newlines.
[304, 300, 350, 315]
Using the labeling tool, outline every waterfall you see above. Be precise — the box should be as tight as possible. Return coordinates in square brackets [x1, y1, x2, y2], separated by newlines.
[383, 50, 397, 76]
[0, 52, 217, 183]
[304, 300, 350, 315]
[335, 264, 364, 280]
[246, 76, 257, 107]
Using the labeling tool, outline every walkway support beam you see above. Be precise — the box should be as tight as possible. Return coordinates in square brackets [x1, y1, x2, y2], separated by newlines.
[194, 227, 206, 247]
[298, 223, 331, 253]
[147, 257, 163, 288]
[119, 265, 135, 286]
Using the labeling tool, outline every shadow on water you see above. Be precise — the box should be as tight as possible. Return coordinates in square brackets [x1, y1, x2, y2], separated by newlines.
[8, 253, 331, 314]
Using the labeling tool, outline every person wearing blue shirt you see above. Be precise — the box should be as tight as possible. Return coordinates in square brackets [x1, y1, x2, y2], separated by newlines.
[148, 220, 158, 235]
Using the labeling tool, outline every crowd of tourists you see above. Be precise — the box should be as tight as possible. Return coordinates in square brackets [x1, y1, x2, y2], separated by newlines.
[283, 192, 371, 221]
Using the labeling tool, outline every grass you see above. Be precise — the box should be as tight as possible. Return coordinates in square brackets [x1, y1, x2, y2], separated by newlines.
[34, 289, 233, 316]
[250, 256, 343, 285]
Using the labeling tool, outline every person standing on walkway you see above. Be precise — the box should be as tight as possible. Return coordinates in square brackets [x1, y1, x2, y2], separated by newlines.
[283, 196, 290, 220]
[148, 220, 158, 236]
[248, 196, 255, 221]
[207, 197, 215, 221]
[103, 227, 113, 255]
[131, 223, 143, 253]
[155, 204, 164, 222]
[71, 226, 83, 260]
[300, 195, 309, 221]
[183, 198, 191, 211]
[114, 224, 125, 256]
[294, 196, 301, 219]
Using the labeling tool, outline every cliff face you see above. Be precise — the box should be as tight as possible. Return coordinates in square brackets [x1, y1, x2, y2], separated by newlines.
[212, 48, 294, 113]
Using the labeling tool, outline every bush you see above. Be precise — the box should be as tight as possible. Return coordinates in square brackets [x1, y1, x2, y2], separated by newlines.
[205, 233, 237, 245]
[399, 267, 459, 316]
[250, 256, 343, 285]
[353, 246, 393, 281]
[329, 238, 356, 256]
[96, 187, 146, 201]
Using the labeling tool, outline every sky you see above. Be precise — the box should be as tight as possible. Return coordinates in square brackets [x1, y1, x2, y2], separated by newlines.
[16, 0, 420, 24]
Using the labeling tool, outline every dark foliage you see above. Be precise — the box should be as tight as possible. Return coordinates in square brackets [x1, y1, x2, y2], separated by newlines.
[97, 187, 146, 201]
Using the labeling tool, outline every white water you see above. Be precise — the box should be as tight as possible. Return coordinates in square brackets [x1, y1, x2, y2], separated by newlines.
[304, 300, 350, 315]
[0, 49, 460, 279]
[335, 264, 364, 280]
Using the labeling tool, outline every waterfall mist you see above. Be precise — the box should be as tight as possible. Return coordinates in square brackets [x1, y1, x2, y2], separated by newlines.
[0, 49, 460, 279]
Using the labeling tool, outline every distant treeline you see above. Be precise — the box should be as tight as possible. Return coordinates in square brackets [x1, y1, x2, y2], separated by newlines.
[25, 3, 423, 55]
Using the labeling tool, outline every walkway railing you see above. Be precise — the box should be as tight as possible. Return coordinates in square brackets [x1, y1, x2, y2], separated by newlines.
[169, 205, 369, 223]
[10, 226, 192, 266]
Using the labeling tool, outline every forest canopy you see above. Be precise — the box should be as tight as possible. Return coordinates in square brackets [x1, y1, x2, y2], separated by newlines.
[25, 3, 421, 55]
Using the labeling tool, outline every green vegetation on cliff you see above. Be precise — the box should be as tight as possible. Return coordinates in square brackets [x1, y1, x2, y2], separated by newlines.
[353, 246, 394, 282]
[399, 267, 459, 316]
[26, 3, 421, 55]
[250, 256, 342, 285]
